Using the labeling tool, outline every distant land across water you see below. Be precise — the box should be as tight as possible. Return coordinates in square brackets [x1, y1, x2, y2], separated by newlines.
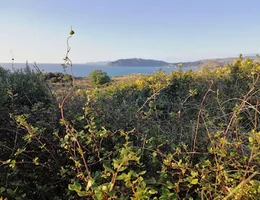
[1, 56, 258, 77]
[0, 62, 191, 77]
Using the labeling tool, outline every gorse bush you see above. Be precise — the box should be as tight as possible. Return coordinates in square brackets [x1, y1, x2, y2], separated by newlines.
[1, 56, 260, 199]
[89, 69, 111, 85]
[0, 65, 68, 200]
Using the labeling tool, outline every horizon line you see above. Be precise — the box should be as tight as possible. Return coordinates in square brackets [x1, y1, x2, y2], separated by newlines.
[0, 54, 258, 65]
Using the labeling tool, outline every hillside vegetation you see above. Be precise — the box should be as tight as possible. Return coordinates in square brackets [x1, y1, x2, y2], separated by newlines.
[198, 61, 223, 71]
[0, 56, 260, 199]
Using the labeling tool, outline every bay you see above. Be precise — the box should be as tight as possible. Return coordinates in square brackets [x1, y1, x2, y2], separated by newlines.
[0, 63, 194, 77]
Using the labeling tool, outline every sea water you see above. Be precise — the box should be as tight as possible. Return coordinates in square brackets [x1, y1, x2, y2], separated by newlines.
[0, 63, 194, 77]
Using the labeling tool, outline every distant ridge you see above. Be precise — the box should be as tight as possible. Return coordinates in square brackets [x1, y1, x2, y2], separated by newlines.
[197, 61, 223, 71]
[87, 55, 259, 68]
[108, 58, 169, 67]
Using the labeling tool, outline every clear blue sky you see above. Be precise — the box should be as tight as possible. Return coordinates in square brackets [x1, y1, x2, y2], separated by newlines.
[1, 0, 260, 63]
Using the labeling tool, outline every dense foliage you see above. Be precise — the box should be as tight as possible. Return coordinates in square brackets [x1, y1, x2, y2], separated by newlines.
[43, 72, 72, 83]
[0, 56, 260, 199]
[89, 69, 111, 86]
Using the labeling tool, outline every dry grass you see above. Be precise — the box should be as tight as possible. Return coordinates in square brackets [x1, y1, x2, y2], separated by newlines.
[49, 73, 147, 100]
[49, 74, 146, 91]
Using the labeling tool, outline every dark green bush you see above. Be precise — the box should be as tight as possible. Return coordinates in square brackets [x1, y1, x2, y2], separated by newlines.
[43, 72, 72, 83]
[0, 67, 10, 108]
[0, 65, 52, 125]
[0, 66, 69, 200]
[9, 67, 52, 107]
[89, 69, 111, 85]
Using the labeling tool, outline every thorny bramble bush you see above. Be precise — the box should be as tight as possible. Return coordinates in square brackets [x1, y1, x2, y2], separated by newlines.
[0, 29, 259, 199]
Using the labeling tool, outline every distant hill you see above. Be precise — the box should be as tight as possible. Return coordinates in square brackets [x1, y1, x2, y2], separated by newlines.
[169, 61, 203, 68]
[172, 55, 259, 69]
[108, 58, 169, 67]
[198, 55, 259, 65]
[198, 61, 223, 71]
[89, 55, 259, 69]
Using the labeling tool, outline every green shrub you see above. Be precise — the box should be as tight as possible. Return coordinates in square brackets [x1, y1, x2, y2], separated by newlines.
[44, 72, 72, 83]
[0, 66, 65, 200]
[89, 69, 111, 85]
[0, 67, 10, 108]
[8, 66, 52, 107]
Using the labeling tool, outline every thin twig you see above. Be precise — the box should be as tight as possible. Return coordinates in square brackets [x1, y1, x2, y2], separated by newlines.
[223, 171, 259, 200]
[224, 74, 260, 137]
[192, 80, 214, 152]
[138, 86, 166, 112]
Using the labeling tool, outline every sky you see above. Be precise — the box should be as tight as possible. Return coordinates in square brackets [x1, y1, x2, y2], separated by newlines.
[0, 0, 260, 63]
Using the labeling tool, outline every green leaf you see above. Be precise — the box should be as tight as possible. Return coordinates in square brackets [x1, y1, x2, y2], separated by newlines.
[33, 157, 39, 165]
[152, 151, 157, 157]
[118, 166, 127, 172]
[77, 191, 89, 197]
[249, 137, 254, 143]
[191, 171, 198, 177]
[101, 184, 109, 192]
[115, 173, 127, 180]
[7, 189, 15, 195]
[166, 181, 173, 189]
[86, 178, 94, 191]
[161, 187, 170, 194]
[177, 159, 182, 166]
[76, 115, 84, 121]
[68, 182, 82, 192]
[9, 160, 16, 168]
[120, 148, 128, 156]
[139, 170, 146, 175]
[0, 187, 6, 194]
[230, 151, 236, 157]
[148, 189, 158, 194]
[190, 179, 199, 185]
[103, 164, 114, 173]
